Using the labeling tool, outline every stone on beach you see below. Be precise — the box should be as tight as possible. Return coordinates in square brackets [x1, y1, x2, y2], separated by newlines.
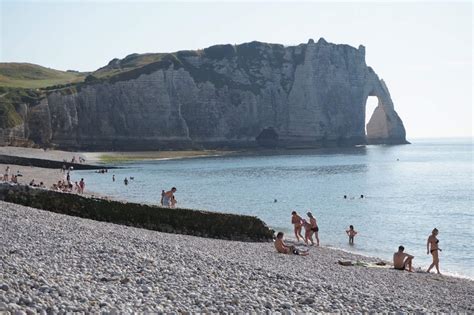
[0, 201, 473, 313]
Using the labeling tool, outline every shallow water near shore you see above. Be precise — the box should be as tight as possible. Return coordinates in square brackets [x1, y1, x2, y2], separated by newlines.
[77, 138, 473, 279]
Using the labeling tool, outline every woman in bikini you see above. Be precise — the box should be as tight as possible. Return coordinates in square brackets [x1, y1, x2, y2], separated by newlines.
[426, 228, 442, 274]
[291, 211, 304, 242]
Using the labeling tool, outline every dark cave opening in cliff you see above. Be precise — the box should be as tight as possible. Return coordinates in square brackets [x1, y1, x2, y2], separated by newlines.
[365, 96, 378, 136]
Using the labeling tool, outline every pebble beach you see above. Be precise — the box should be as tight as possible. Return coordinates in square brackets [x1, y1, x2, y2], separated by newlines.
[1, 201, 473, 313]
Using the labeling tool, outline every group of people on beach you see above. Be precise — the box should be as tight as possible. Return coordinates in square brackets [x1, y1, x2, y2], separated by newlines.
[58, 164, 86, 194]
[64, 156, 85, 164]
[50, 178, 85, 194]
[277, 210, 443, 274]
[290, 211, 320, 246]
[392, 228, 442, 274]
[3, 166, 22, 184]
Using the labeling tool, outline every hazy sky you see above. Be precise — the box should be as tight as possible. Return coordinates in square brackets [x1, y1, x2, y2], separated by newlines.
[1, 1, 472, 138]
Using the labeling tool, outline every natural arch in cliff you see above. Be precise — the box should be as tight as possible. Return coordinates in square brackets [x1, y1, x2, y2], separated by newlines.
[365, 96, 378, 137]
[364, 79, 408, 145]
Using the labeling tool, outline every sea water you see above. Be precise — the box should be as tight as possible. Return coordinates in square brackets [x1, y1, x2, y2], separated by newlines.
[77, 138, 473, 278]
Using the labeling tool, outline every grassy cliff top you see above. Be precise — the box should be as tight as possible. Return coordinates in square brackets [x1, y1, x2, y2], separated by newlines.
[0, 63, 86, 88]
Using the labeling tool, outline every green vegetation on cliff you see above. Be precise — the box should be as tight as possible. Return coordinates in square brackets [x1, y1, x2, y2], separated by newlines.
[0, 87, 43, 128]
[0, 63, 86, 88]
[93, 53, 167, 79]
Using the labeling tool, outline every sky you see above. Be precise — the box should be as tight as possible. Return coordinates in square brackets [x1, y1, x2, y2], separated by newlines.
[1, 0, 472, 138]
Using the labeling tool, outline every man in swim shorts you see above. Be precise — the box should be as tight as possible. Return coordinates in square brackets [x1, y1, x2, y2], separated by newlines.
[274, 232, 309, 256]
[393, 245, 414, 272]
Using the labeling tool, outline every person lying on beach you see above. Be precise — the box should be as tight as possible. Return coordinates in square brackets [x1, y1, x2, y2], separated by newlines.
[427, 228, 442, 274]
[393, 245, 414, 272]
[274, 232, 309, 256]
[291, 211, 304, 242]
[346, 225, 358, 244]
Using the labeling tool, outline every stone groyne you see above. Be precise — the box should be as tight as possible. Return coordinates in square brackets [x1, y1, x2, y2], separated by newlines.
[0, 183, 274, 241]
[0, 154, 113, 170]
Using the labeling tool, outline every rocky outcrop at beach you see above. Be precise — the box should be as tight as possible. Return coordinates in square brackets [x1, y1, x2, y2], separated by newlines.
[0, 183, 274, 241]
[1, 39, 408, 149]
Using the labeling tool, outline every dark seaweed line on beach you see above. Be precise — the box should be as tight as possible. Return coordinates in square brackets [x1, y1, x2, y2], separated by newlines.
[0, 183, 274, 242]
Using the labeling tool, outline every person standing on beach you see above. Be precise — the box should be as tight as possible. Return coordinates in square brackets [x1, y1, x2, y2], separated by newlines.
[346, 225, 358, 244]
[306, 212, 320, 246]
[426, 228, 442, 274]
[393, 246, 414, 272]
[112, 175, 115, 182]
[291, 211, 304, 242]
[162, 187, 177, 207]
[4, 166, 10, 181]
[79, 178, 85, 194]
[160, 190, 165, 206]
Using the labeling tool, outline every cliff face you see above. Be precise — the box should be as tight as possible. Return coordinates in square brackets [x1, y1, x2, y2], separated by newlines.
[3, 38, 408, 149]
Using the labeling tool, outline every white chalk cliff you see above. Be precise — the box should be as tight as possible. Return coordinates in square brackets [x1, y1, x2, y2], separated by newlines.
[10, 39, 409, 149]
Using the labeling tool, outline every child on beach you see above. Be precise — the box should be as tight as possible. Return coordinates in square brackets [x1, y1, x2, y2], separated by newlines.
[346, 225, 358, 244]
[170, 195, 177, 208]
[274, 232, 309, 256]
[291, 211, 304, 242]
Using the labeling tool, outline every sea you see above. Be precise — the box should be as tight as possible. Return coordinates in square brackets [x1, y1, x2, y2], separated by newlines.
[76, 138, 473, 279]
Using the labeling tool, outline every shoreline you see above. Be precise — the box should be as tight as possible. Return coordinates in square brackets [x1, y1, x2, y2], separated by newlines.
[1, 201, 473, 313]
[0, 146, 473, 280]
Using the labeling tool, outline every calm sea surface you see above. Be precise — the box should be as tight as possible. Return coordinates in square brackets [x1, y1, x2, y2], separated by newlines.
[77, 139, 473, 278]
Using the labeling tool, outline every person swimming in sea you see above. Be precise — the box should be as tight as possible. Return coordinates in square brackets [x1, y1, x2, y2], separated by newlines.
[426, 228, 442, 274]
[346, 225, 358, 244]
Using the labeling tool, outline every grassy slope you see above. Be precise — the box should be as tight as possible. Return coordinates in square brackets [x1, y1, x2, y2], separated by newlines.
[92, 53, 167, 78]
[0, 63, 86, 88]
[0, 43, 281, 130]
[0, 87, 43, 129]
